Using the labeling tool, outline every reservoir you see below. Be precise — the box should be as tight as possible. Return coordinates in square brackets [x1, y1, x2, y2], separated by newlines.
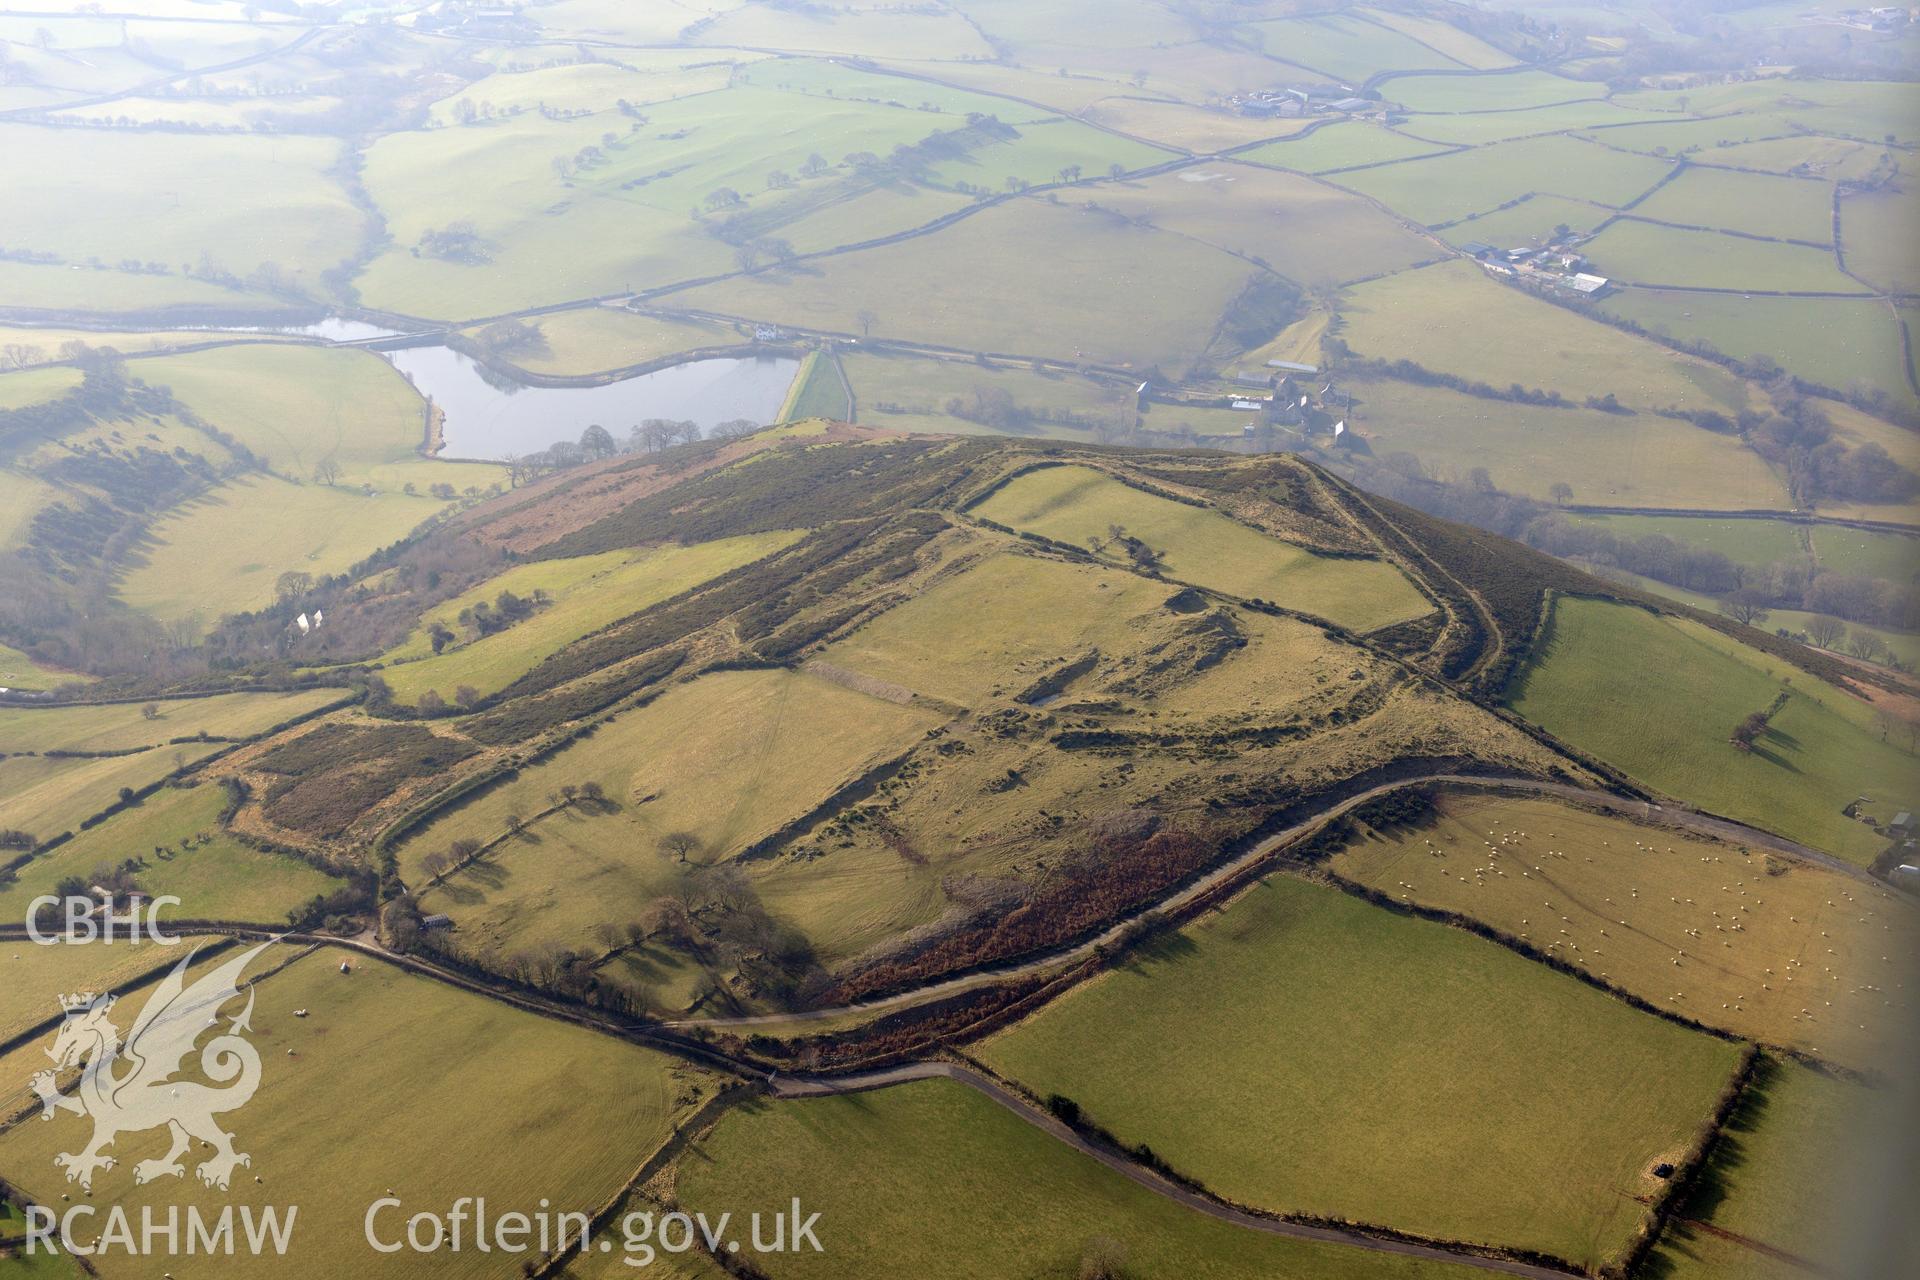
[381, 344, 801, 461]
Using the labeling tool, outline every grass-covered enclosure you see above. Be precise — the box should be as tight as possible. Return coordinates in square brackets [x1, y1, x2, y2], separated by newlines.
[970, 464, 1431, 630]
[981, 874, 1743, 1270]
[1509, 596, 1917, 864]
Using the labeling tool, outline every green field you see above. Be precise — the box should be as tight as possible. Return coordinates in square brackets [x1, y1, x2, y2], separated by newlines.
[353, 72, 1166, 317]
[1630, 167, 1834, 244]
[678, 1077, 1489, 1280]
[1087, 164, 1436, 289]
[117, 475, 449, 630]
[1386, 69, 1606, 113]
[980, 874, 1742, 1269]
[1839, 183, 1920, 295]
[1396, 99, 1664, 146]
[0, 783, 342, 926]
[0, 946, 715, 1280]
[1438, 194, 1613, 247]
[1583, 220, 1863, 293]
[845, 350, 1128, 439]
[1330, 791, 1918, 1070]
[1565, 513, 1807, 569]
[0, 944, 190, 1047]
[1255, 13, 1464, 81]
[378, 532, 802, 704]
[1367, 10, 1519, 68]
[1337, 135, 1673, 227]
[1598, 291, 1912, 401]
[1509, 596, 1917, 864]
[1349, 378, 1789, 509]
[0, 744, 226, 848]
[1339, 259, 1752, 415]
[0, 689, 340, 756]
[970, 464, 1431, 630]
[139, 344, 433, 483]
[1243, 122, 1455, 175]
[669, 197, 1254, 371]
[466, 308, 748, 377]
[1648, 1061, 1904, 1280]
[0, 644, 86, 694]
[1807, 525, 1918, 580]
[0, 123, 362, 290]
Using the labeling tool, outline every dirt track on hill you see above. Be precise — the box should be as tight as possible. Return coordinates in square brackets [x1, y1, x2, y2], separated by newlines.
[665, 773, 1878, 1032]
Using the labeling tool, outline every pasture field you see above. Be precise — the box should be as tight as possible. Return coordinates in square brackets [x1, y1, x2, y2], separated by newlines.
[1630, 167, 1835, 244]
[1582, 220, 1863, 293]
[464, 309, 745, 377]
[1366, 10, 1519, 68]
[820, 550, 1181, 705]
[671, 198, 1254, 371]
[0, 744, 225, 847]
[979, 873, 1742, 1269]
[1254, 13, 1463, 81]
[0, 367, 82, 410]
[0, 327, 276, 369]
[0, 689, 341, 756]
[426, 59, 737, 125]
[0, 124, 361, 288]
[1691, 135, 1891, 182]
[378, 532, 802, 704]
[1338, 259, 1751, 414]
[404, 669, 942, 951]
[1565, 514, 1807, 569]
[1839, 183, 1920, 296]
[1613, 80, 1920, 147]
[1335, 135, 1673, 226]
[1592, 569, 1920, 670]
[0, 783, 343, 927]
[971, 466, 1432, 630]
[1078, 97, 1315, 153]
[1242, 122, 1455, 175]
[0, 947, 716, 1280]
[1597, 291, 1911, 401]
[0, 468, 53, 553]
[1348, 379, 1789, 510]
[1393, 99, 1662, 146]
[141, 344, 428, 482]
[678, 1077, 1489, 1280]
[117, 475, 447, 629]
[0, 644, 85, 694]
[0, 944, 190, 1048]
[1807, 525, 1917, 580]
[0, 261, 277, 316]
[844, 350, 1127, 439]
[1384, 69, 1606, 113]
[689, 3, 994, 59]
[1438, 193, 1614, 246]
[1088, 164, 1436, 288]
[1508, 596, 1917, 864]
[1647, 1061, 1904, 1280]
[354, 74, 1164, 317]
[1329, 791, 1918, 1069]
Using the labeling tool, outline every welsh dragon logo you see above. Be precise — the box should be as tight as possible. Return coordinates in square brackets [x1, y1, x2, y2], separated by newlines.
[31, 941, 273, 1192]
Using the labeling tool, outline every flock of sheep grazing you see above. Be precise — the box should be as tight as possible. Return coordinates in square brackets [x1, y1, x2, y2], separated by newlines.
[1372, 808, 1910, 1064]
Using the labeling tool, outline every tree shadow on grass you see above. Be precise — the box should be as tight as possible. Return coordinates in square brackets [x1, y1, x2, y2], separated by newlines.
[1116, 927, 1197, 975]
